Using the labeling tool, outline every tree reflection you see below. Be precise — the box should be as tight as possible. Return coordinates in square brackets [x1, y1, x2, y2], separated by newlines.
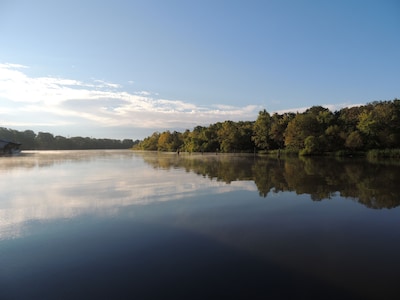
[139, 153, 400, 209]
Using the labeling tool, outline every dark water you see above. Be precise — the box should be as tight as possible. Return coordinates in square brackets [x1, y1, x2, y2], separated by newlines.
[1, 150, 399, 299]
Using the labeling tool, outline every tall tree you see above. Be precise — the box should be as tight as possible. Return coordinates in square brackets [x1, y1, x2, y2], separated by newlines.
[218, 121, 240, 152]
[269, 113, 294, 149]
[284, 113, 319, 150]
[35, 132, 55, 149]
[357, 101, 400, 149]
[252, 110, 272, 150]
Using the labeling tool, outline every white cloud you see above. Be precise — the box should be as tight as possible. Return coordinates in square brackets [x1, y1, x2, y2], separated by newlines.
[93, 79, 121, 89]
[275, 106, 309, 114]
[322, 103, 363, 111]
[275, 103, 363, 115]
[135, 90, 151, 96]
[1, 63, 362, 138]
[0, 63, 29, 69]
[0, 63, 261, 134]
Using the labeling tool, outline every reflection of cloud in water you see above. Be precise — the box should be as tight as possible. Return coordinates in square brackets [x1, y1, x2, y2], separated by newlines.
[0, 151, 256, 240]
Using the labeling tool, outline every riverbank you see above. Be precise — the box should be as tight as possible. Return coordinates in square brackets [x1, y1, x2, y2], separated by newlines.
[257, 148, 400, 159]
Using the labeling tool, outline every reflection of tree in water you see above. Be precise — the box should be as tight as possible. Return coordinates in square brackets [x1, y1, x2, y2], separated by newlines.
[138, 153, 400, 209]
[340, 162, 400, 209]
[252, 158, 288, 197]
[284, 158, 344, 201]
[260, 157, 400, 209]
[141, 153, 254, 183]
[0, 151, 117, 171]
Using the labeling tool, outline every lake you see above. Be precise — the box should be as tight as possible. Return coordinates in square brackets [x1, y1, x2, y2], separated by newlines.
[1, 150, 399, 299]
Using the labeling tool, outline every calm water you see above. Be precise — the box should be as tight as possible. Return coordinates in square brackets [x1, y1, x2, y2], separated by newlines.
[1, 150, 399, 299]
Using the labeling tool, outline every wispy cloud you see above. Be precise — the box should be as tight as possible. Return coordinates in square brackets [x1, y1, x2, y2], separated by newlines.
[0, 63, 362, 139]
[275, 103, 363, 115]
[92, 79, 121, 89]
[0, 63, 261, 134]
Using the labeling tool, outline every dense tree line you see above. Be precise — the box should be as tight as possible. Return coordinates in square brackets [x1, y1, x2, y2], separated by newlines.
[137, 121, 254, 153]
[136, 99, 400, 155]
[0, 128, 138, 150]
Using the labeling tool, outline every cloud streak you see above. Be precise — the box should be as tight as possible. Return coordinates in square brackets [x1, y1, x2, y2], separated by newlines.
[0, 63, 261, 136]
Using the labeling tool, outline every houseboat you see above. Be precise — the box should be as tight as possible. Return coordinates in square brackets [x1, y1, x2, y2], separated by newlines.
[0, 139, 22, 155]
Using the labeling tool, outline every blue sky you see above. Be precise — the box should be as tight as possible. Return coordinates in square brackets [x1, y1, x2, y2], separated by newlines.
[1, 0, 399, 139]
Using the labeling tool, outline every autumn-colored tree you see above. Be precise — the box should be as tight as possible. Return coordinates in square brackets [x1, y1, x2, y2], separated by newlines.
[139, 132, 160, 150]
[157, 131, 183, 152]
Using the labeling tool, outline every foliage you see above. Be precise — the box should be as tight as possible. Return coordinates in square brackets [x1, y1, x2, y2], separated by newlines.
[269, 112, 294, 149]
[300, 136, 323, 156]
[137, 99, 400, 155]
[157, 130, 183, 151]
[284, 113, 319, 150]
[252, 110, 271, 150]
[367, 149, 400, 159]
[345, 131, 363, 150]
[140, 121, 255, 153]
[0, 127, 138, 150]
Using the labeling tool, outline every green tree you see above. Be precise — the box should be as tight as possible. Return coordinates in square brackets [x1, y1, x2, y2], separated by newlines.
[236, 121, 254, 151]
[35, 132, 55, 149]
[203, 123, 221, 152]
[136, 99, 400, 154]
[184, 126, 207, 152]
[122, 139, 136, 148]
[139, 132, 160, 150]
[157, 130, 183, 151]
[14, 130, 36, 149]
[269, 113, 294, 149]
[169, 131, 184, 151]
[252, 110, 272, 150]
[218, 121, 240, 152]
[54, 135, 71, 149]
[324, 125, 344, 151]
[157, 131, 172, 151]
[345, 131, 363, 150]
[284, 113, 319, 150]
[357, 100, 400, 149]
[284, 107, 331, 152]
[301, 136, 323, 155]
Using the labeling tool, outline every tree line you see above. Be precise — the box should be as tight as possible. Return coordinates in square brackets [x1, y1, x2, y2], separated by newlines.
[135, 99, 400, 155]
[0, 128, 139, 150]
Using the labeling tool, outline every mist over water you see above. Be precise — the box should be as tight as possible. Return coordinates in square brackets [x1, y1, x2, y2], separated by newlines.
[1, 150, 399, 299]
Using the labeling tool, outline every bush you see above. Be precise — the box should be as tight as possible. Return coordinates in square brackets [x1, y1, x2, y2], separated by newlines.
[367, 149, 400, 159]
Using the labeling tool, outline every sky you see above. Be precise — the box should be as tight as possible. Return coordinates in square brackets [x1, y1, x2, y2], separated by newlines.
[1, 0, 399, 140]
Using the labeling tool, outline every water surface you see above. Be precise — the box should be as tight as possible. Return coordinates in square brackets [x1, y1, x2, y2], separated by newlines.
[1, 150, 399, 299]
